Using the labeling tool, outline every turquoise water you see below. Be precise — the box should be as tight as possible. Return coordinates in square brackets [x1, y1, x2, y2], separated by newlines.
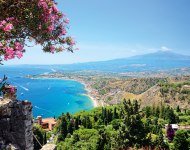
[0, 66, 94, 118]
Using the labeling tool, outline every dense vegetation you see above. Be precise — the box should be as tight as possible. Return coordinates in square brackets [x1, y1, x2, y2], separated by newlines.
[33, 124, 47, 150]
[92, 78, 166, 96]
[48, 100, 190, 150]
[159, 80, 190, 103]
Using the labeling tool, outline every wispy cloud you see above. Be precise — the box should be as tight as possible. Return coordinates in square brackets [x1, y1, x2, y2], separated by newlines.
[147, 46, 172, 52]
[161, 46, 172, 51]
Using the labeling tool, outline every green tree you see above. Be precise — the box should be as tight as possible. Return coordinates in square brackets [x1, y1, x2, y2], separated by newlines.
[60, 116, 68, 140]
[43, 132, 47, 145]
[117, 124, 130, 149]
[66, 112, 71, 121]
[176, 105, 181, 112]
[74, 117, 79, 130]
[173, 130, 189, 150]
[133, 99, 139, 114]
[107, 109, 112, 123]
[96, 130, 108, 150]
[159, 104, 165, 118]
[144, 106, 151, 118]
[118, 99, 148, 148]
[155, 106, 160, 118]
[33, 124, 44, 150]
[165, 107, 177, 124]
[86, 116, 92, 129]
[72, 133, 80, 144]
[67, 121, 74, 134]
[156, 130, 168, 149]
[113, 107, 118, 119]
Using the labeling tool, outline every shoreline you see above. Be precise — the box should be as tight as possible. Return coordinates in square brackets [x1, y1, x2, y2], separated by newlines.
[28, 76, 102, 107]
[83, 86, 99, 107]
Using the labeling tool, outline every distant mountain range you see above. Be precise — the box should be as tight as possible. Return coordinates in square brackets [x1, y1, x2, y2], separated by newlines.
[56, 51, 190, 72]
[6, 51, 190, 73]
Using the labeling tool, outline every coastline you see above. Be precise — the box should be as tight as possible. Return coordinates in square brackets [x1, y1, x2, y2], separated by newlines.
[83, 86, 99, 107]
[28, 76, 102, 107]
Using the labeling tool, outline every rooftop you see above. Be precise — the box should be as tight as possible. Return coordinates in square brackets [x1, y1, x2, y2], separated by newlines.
[42, 118, 56, 124]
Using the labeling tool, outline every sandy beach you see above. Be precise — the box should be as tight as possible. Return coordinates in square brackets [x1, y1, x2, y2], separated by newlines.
[62, 78, 103, 107]
[84, 87, 99, 107]
[76, 80, 101, 107]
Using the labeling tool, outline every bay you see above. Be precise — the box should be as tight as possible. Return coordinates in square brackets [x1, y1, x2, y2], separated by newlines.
[0, 65, 94, 118]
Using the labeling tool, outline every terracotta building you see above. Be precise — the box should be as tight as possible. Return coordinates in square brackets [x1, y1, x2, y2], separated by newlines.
[35, 116, 56, 131]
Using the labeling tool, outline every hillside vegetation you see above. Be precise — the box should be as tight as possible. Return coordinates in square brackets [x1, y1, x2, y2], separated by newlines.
[51, 100, 190, 150]
[90, 76, 190, 109]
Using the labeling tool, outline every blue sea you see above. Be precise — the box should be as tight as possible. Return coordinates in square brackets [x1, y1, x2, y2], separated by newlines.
[0, 65, 94, 118]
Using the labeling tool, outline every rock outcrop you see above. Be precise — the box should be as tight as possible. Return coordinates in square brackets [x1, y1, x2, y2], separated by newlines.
[0, 98, 33, 150]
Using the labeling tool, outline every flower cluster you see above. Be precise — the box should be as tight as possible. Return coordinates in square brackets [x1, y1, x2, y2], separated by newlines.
[1, 84, 17, 99]
[0, 17, 25, 60]
[0, 0, 76, 62]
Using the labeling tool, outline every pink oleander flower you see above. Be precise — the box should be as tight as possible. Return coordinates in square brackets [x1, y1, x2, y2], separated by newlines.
[0, 0, 76, 61]
[14, 42, 24, 51]
[3, 23, 13, 32]
[0, 20, 6, 28]
[6, 17, 14, 21]
[15, 51, 23, 59]
[0, 20, 6, 25]
[50, 45, 55, 53]
[4, 47, 14, 60]
[38, 0, 48, 10]
[60, 28, 67, 35]
[50, 15, 55, 21]
[48, 25, 54, 32]
[52, 4, 58, 13]
[65, 18, 70, 24]
[10, 86, 16, 94]
[48, 8, 53, 14]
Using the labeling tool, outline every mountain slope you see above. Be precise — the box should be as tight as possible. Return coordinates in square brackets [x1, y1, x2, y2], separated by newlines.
[107, 79, 190, 109]
[58, 51, 190, 72]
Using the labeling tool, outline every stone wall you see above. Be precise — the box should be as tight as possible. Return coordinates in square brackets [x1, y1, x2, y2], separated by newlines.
[0, 98, 33, 150]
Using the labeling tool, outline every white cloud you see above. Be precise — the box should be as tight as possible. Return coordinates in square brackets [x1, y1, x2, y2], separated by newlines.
[147, 46, 173, 52]
[130, 49, 137, 53]
[161, 46, 172, 51]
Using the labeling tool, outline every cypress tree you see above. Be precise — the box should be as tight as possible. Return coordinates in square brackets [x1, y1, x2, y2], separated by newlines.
[61, 116, 68, 139]
[113, 107, 118, 119]
[144, 106, 151, 118]
[104, 108, 107, 122]
[66, 112, 71, 121]
[107, 109, 112, 123]
[155, 106, 160, 118]
[43, 132, 47, 145]
[101, 107, 104, 121]
[67, 121, 74, 134]
[74, 117, 79, 130]
[73, 133, 80, 144]
[81, 117, 86, 128]
[86, 116, 92, 129]
[159, 103, 165, 118]
[96, 130, 107, 150]
[133, 100, 139, 114]
[176, 105, 181, 112]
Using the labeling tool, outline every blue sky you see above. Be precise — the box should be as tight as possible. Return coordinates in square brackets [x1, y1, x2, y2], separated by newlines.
[5, 0, 190, 65]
